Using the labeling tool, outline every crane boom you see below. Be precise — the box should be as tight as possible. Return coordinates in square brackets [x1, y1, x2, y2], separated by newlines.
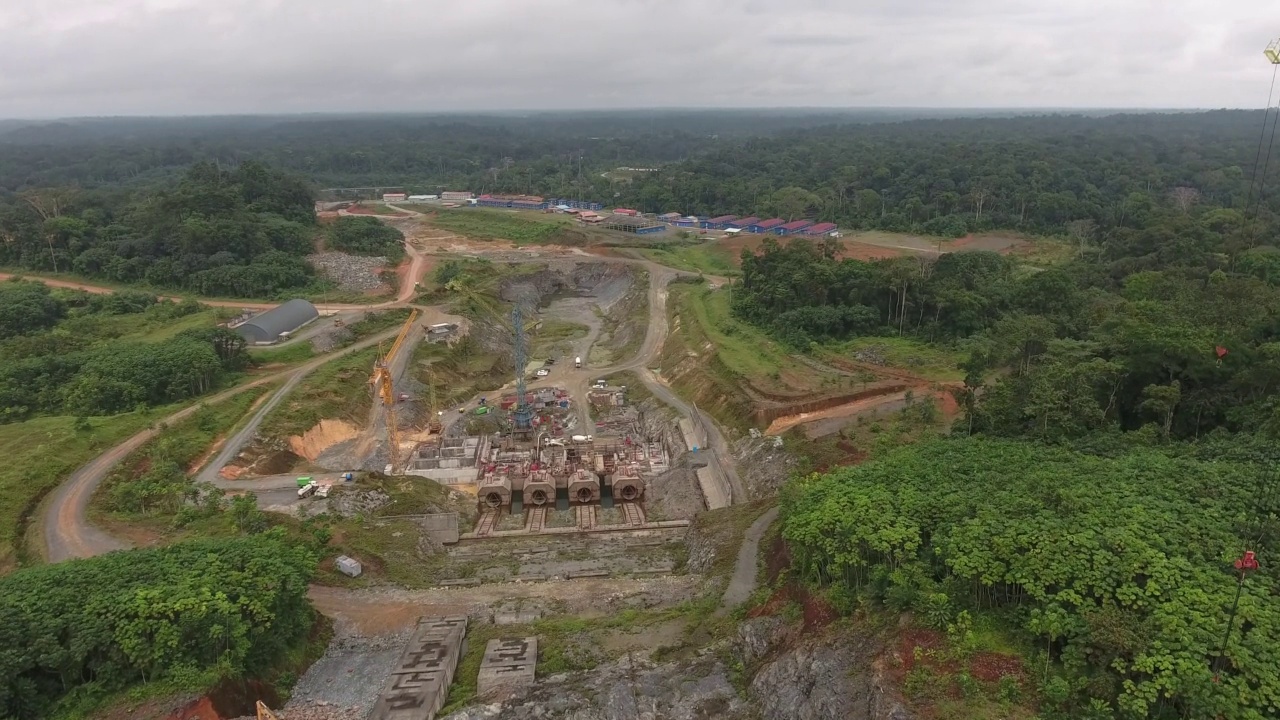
[256, 701, 281, 720]
[370, 310, 420, 474]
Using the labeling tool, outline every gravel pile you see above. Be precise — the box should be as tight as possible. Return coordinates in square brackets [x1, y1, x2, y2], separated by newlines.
[308, 252, 391, 293]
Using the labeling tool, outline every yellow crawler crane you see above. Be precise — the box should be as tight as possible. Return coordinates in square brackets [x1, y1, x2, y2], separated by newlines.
[370, 309, 420, 474]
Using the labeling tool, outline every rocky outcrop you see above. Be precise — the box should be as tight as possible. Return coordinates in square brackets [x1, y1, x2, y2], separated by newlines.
[747, 629, 914, 720]
[439, 652, 751, 720]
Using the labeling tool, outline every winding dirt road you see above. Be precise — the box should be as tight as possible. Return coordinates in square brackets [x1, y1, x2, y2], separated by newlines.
[43, 327, 408, 562]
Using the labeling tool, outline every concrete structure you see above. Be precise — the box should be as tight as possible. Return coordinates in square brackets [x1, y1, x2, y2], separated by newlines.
[232, 299, 319, 344]
[441, 191, 474, 201]
[335, 555, 363, 577]
[802, 222, 839, 237]
[774, 219, 815, 236]
[749, 218, 785, 233]
[611, 465, 646, 502]
[568, 468, 600, 504]
[523, 470, 556, 506]
[383, 192, 408, 202]
[370, 616, 468, 720]
[420, 513, 460, 545]
[410, 436, 485, 484]
[479, 466, 515, 508]
[477, 638, 538, 700]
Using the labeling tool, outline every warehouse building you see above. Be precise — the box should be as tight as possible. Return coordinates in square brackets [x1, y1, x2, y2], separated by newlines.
[749, 218, 785, 233]
[658, 212, 682, 223]
[475, 194, 549, 210]
[703, 215, 737, 229]
[774, 220, 815, 236]
[727, 216, 761, 230]
[233, 299, 319, 344]
[603, 215, 666, 235]
[547, 198, 604, 211]
[803, 222, 840, 237]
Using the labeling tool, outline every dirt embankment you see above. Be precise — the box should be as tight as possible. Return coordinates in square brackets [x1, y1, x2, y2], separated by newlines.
[289, 419, 360, 461]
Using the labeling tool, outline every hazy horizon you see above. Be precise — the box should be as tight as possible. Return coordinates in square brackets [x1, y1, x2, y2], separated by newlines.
[3, 1, 1279, 117]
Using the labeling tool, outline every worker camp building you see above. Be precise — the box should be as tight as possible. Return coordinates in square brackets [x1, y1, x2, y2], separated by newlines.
[232, 299, 319, 344]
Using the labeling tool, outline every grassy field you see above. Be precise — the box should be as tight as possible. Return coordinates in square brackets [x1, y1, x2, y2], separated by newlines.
[249, 341, 316, 364]
[820, 336, 966, 382]
[638, 243, 740, 277]
[259, 347, 380, 439]
[674, 283, 807, 386]
[414, 335, 509, 410]
[347, 203, 407, 216]
[0, 409, 172, 573]
[532, 319, 589, 358]
[315, 474, 477, 587]
[88, 387, 273, 536]
[426, 208, 580, 244]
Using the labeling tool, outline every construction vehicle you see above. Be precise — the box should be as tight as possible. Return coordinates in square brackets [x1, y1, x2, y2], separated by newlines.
[370, 310, 420, 475]
[256, 701, 281, 720]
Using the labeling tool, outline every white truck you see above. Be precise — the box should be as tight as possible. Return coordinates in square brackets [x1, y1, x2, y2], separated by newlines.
[574, 356, 582, 368]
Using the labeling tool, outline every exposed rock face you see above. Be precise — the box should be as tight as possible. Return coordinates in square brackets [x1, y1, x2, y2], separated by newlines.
[438, 619, 914, 720]
[746, 627, 914, 720]
[439, 653, 751, 720]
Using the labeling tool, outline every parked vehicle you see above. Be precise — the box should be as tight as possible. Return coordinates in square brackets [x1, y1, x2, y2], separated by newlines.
[574, 356, 582, 368]
[536, 369, 550, 377]
[297, 483, 317, 499]
[296, 476, 313, 487]
[315, 484, 331, 498]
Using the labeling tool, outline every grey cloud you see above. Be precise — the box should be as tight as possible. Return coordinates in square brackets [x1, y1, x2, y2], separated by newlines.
[1, 0, 1280, 116]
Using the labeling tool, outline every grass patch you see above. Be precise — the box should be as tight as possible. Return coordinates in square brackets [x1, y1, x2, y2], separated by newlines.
[532, 318, 588, 359]
[0, 409, 174, 573]
[821, 336, 965, 382]
[89, 387, 274, 534]
[426, 208, 578, 245]
[343, 308, 414, 345]
[669, 283, 815, 391]
[639, 243, 740, 277]
[347, 203, 406, 216]
[414, 335, 509, 410]
[250, 341, 316, 364]
[690, 498, 777, 580]
[1011, 237, 1076, 267]
[315, 473, 478, 588]
[259, 347, 380, 439]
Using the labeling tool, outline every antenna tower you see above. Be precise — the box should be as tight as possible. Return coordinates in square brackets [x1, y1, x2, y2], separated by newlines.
[511, 305, 534, 437]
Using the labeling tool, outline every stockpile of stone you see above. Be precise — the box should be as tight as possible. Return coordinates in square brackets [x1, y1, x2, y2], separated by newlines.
[309, 252, 390, 292]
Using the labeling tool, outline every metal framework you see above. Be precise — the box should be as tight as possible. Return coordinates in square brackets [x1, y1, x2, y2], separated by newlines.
[1267, 38, 1280, 64]
[511, 306, 534, 436]
[371, 309, 420, 474]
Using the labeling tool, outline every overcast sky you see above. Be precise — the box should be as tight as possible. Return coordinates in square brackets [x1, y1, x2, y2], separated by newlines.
[3, 0, 1280, 117]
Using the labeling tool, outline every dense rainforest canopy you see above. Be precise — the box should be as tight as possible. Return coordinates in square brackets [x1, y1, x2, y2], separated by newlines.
[783, 438, 1280, 720]
[0, 533, 316, 719]
[0, 160, 319, 298]
[0, 281, 249, 422]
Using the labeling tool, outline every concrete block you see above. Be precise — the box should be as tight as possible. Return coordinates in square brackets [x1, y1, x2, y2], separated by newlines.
[335, 555, 362, 577]
[476, 637, 538, 699]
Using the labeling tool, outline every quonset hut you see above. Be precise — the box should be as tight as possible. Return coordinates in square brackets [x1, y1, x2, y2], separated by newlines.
[234, 299, 319, 344]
